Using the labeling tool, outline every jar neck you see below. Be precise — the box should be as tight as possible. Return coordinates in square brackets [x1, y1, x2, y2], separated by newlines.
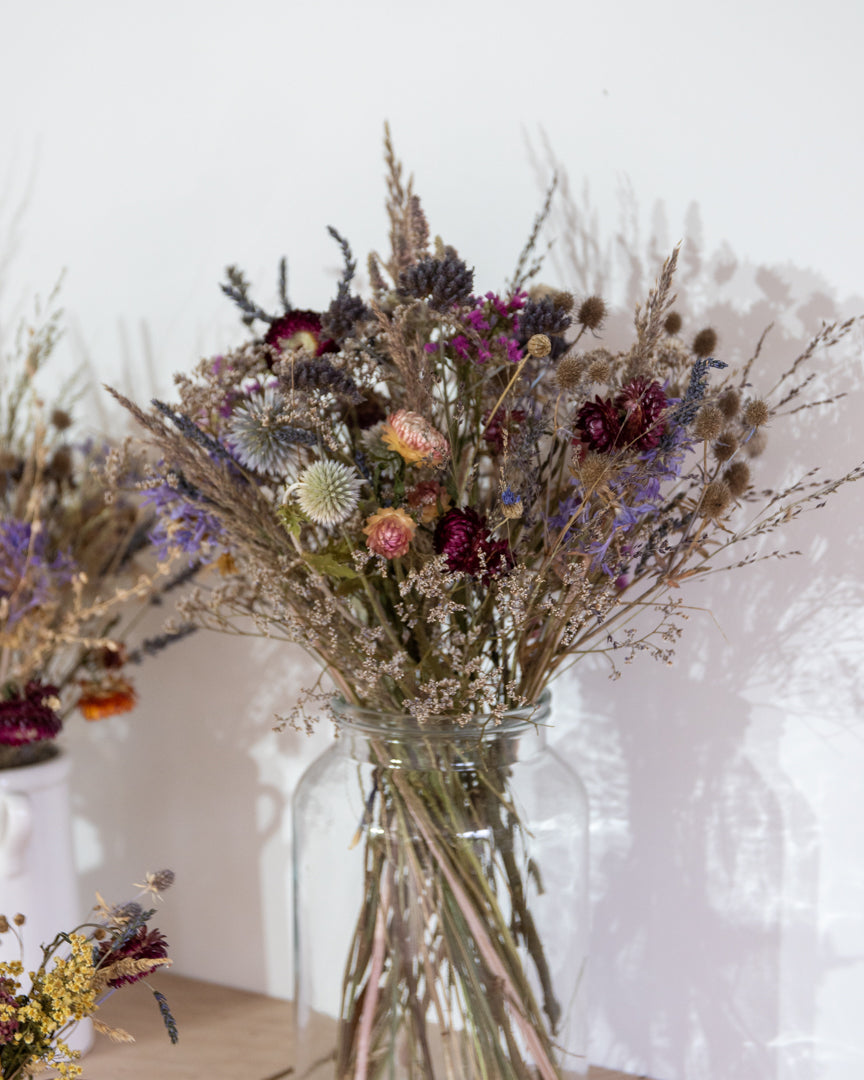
[331, 694, 551, 769]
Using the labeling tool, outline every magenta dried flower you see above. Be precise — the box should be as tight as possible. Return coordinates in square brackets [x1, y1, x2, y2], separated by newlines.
[264, 310, 335, 358]
[96, 925, 170, 987]
[433, 508, 512, 583]
[0, 682, 62, 746]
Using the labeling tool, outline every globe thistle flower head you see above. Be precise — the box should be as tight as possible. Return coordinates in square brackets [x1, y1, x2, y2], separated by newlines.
[290, 460, 363, 527]
[227, 387, 304, 475]
[693, 405, 724, 442]
[724, 460, 751, 497]
[713, 431, 738, 463]
[363, 507, 417, 559]
[743, 398, 770, 428]
[701, 479, 732, 519]
[555, 353, 584, 393]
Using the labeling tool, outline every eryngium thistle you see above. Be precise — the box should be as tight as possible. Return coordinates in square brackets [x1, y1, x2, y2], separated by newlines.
[692, 327, 718, 358]
[227, 387, 313, 474]
[663, 311, 682, 335]
[397, 252, 474, 311]
[577, 295, 607, 330]
[291, 460, 363, 526]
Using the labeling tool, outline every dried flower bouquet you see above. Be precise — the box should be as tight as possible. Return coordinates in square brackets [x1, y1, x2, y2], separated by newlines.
[0, 288, 195, 767]
[111, 130, 862, 1078]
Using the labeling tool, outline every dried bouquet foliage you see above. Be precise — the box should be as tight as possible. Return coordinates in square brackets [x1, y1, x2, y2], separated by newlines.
[0, 288, 194, 766]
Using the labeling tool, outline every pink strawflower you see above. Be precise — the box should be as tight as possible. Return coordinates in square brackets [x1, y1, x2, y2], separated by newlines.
[381, 410, 450, 467]
[363, 508, 417, 559]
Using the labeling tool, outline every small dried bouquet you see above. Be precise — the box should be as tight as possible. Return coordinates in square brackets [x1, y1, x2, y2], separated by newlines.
[111, 131, 862, 1079]
[0, 289, 194, 768]
[0, 871, 176, 1079]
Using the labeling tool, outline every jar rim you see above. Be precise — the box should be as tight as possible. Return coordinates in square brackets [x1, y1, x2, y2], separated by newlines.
[331, 689, 551, 738]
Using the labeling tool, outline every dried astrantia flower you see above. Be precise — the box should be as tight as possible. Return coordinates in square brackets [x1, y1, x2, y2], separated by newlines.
[290, 460, 363, 527]
[363, 507, 417, 559]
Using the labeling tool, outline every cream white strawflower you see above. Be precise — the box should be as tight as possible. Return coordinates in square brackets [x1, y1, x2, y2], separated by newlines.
[288, 460, 363, 526]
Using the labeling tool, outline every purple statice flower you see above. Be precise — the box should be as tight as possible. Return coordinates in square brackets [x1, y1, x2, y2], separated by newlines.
[0, 520, 77, 626]
[0, 681, 62, 746]
[142, 483, 227, 563]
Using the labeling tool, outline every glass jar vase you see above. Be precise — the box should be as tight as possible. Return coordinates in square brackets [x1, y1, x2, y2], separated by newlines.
[292, 692, 589, 1079]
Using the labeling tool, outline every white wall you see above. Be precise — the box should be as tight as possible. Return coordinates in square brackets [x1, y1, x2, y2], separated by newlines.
[2, 3, 864, 1078]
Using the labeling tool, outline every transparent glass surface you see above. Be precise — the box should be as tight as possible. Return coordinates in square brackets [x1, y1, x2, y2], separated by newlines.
[292, 694, 590, 1079]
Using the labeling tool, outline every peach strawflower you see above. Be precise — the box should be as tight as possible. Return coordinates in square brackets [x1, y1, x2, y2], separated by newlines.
[381, 409, 449, 466]
[363, 507, 417, 559]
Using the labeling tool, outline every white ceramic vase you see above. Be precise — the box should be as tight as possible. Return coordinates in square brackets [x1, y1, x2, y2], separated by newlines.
[0, 748, 93, 1055]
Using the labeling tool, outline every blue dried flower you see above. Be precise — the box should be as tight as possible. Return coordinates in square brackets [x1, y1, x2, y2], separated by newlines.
[227, 387, 315, 474]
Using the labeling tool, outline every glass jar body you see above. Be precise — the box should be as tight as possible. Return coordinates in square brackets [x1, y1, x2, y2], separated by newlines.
[292, 696, 590, 1080]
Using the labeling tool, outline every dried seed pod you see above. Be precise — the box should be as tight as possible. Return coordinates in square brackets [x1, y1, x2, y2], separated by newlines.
[724, 460, 751, 497]
[526, 334, 552, 358]
[663, 311, 682, 335]
[713, 431, 738, 463]
[555, 353, 584, 392]
[717, 387, 741, 420]
[693, 405, 724, 442]
[701, 480, 732, 519]
[743, 398, 770, 428]
[692, 327, 718, 358]
[577, 296, 607, 330]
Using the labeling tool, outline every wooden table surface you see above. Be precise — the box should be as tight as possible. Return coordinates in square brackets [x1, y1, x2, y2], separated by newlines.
[76, 973, 645, 1079]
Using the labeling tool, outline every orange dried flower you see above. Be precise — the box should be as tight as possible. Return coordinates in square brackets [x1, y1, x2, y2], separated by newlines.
[77, 678, 137, 722]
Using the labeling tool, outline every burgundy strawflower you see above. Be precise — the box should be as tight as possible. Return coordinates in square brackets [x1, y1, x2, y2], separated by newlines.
[574, 396, 621, 453]
[264, 310, 335, 358]
[615, 379, 667, 451]
[433, 508, 512, 583]
[0, 682, 62, 746]
[483, 409, 526, 455]
[96, 925, 170, 987]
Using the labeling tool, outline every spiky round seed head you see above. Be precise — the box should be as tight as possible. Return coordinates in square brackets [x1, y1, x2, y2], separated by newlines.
[717, 387, 741, 419]
[693, 405, 724, 442]
[701, 480, 732, 519]
[555, 353, 584, 392]
[228, 387, 301, 475]
[526, 334, 552, 358]
[149, 869, 176, 892]
[574, 451, 610, 491]
[552, 290, 575, 313]
[586, 357, 611, 383]
[692, 327, 718, 358]
[51, 407, 73, 431]
[713, 431, 738, 462]
[743, 398, 770, 428]
[663, 311, 682, 336]
[577, 296, 607, 330]
[723, 460, 751, 497]
[745, 430, 768, 458]
[12, 914, 25, 927]
[291, 460, 363, 526]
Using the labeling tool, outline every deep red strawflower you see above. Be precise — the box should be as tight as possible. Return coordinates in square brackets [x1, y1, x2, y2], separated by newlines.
[433, 508, 513, 583]
[264, 311, 336, 359]
[96, 926, 170, 987]
[483, 408, 526, 455]
[574, 395, 621, 453]
[0, 682, 62, 746]
[615, 378, 667, 451]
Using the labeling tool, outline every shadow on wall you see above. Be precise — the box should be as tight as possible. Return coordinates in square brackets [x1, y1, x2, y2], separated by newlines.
[539, 163, 864, 1080]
